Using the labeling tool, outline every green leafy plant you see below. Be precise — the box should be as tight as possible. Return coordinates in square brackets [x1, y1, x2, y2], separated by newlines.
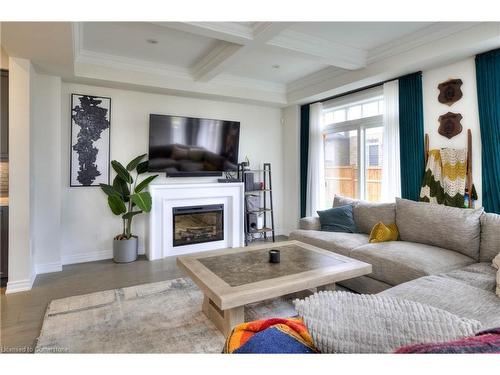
[100, 154, 158, 240]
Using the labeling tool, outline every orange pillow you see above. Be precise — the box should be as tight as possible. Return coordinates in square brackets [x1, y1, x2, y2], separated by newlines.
[369, 222, 399, 243]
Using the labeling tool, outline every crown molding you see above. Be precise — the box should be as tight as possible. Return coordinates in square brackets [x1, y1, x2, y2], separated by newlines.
[367, 22, 480, 63]
[76, 49, 193, 79]
[73, 49, 286, 106]
[287, 66, 346, 93]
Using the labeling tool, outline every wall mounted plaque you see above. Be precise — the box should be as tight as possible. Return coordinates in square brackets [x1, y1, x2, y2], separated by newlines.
[438, 79, 463, 106]
[438, 112, 463, 139]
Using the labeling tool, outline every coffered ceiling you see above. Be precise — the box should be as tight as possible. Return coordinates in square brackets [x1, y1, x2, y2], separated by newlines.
[2, 21, 500, 106]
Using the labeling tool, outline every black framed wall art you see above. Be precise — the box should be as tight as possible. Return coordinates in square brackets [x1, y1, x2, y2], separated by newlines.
[70, 94, 111, 187]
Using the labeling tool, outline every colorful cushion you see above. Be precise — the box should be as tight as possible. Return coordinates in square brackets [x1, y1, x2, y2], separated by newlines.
[317, 205, 357, 233]
[394, 328, 500, 353]
[369, 222, 399, 243]
[224, 318, 317, 354]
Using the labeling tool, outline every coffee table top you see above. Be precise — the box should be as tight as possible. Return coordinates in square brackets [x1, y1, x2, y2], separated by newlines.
[177, 240, 371, 310]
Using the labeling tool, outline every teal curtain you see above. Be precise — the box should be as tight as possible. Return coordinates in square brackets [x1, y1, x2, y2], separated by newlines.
[399, 72, 425, 201]
[476, 48, 500, 214]
[300, 105, 310, 218]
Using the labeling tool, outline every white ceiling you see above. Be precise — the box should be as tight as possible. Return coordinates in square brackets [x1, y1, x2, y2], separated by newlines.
[79, 22, 434, 84]
[2, 21, 499, 106]
[223, 44, 330, 83]
[288, 22, 434, 50]
[83, 22, 220, 69]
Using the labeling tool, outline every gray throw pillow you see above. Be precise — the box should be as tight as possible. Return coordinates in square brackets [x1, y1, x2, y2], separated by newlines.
[333, 195, 396, 234]
[317, 205, 357, 233]
[294, 291, 482, 353]
[396, 198, 483, 260]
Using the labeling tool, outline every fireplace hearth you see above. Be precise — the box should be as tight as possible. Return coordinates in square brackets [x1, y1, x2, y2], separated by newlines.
[173, 204, 224, 247]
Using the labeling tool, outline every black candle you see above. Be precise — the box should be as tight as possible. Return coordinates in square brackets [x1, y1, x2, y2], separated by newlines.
[269, 249, 280, 264]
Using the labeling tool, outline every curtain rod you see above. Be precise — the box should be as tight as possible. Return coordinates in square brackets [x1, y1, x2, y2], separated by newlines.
[305, 71, 422, 107]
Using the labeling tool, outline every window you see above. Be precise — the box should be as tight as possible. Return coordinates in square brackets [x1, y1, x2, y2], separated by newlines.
[368, 144, 379, 166]
[322, 89, 384, 204]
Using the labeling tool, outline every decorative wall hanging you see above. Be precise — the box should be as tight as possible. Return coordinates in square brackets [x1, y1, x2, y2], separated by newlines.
[438, 112, 463, 139]
[438, 79, 463, 106]
[70, 94, 111, 187]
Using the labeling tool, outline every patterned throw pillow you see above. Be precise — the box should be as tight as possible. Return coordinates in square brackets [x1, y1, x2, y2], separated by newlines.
[492, 253, 500, 297]
[369, 222, 399, 243]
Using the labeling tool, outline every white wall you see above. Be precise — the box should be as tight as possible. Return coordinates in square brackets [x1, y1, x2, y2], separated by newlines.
[281, 105, 300, 234]
[7, 57, 34, 293]
[32, 73, 62, 273]
[422, 58, 482, 207]
[59, 83, 283, 264]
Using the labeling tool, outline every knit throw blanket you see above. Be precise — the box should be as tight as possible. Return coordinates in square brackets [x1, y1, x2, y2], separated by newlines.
[394, 328, 500, 353]
[223, 318, 317, 354]
[420, 148, 468, 207]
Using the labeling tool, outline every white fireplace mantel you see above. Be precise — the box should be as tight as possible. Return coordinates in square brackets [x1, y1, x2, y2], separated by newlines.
[147, 182, 245, 260]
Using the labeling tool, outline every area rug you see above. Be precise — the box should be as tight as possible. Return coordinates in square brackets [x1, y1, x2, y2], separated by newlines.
[35, 278, 296, 353]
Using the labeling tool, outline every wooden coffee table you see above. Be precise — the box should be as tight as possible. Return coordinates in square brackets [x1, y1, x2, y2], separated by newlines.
[177, 240, 372, 336]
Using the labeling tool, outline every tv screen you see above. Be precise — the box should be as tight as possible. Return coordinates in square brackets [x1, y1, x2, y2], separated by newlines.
[148, 114, 240, 176]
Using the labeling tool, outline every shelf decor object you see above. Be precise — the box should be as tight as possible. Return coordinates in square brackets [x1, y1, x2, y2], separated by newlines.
[438, 78, 463, 106]
[238, 162, 275, 245]
[438, 112, 463, 139]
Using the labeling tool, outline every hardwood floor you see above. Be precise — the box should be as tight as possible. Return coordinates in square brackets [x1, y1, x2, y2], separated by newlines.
[0, 236, 286, 352]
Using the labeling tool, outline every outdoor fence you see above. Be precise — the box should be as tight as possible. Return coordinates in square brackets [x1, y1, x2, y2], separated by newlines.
[325, 165, 382, 203]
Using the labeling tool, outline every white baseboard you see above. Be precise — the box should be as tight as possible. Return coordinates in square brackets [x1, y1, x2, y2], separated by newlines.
[5, 275, 35, 294]
[61, 248, 146, 265]
[35, 261, 63, 274]
[62, 249, 113, 265]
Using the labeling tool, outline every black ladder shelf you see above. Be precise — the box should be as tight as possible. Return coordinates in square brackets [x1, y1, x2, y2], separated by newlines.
[238, 163, 275, 246]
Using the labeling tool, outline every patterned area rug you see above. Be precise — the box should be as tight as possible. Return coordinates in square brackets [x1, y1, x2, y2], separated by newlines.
[35, 278, 296, 353]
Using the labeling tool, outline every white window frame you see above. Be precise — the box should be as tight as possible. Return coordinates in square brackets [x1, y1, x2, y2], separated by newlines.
[323, 114, 383, 201]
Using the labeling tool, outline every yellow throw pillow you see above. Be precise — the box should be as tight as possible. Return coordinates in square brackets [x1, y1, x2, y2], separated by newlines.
[369, 222, 399, 243]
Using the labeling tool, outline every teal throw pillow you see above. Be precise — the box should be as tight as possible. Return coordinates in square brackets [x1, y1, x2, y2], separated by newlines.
[317, 205, 357, 233]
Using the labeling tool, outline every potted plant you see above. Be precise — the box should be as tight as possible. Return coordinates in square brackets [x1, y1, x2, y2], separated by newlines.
[100, 154, 158, 263]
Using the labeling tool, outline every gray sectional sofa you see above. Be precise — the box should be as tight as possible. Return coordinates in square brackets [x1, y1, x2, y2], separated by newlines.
[289, 196, 500, 329]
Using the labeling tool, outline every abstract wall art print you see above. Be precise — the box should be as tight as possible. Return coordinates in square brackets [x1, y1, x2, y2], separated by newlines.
[70, 94, 111, 187]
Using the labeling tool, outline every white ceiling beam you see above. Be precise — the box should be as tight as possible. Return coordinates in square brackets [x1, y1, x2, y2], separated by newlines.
[153, 22, 254, 45]
[252, 22, 294, 41]
[191, 41, 244, 82]
[267, 30, 367, 70]
[189, 22, 295, 82]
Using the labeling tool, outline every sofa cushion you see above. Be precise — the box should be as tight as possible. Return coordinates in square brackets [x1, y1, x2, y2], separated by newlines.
[381, 273, 500, 330]
[333, 195, 396, 235]
[299, 216, 320, 231]
[317, 205, 357, 233]
[289, 230, 369, 257]
[479, 212, 500, 262]
[350, 241, 475, 286]
[395, 198, 483, 260]
[442, 262, 497, 292]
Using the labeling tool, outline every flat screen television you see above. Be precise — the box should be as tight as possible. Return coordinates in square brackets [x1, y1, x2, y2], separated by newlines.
[148, 114, 240, 176]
